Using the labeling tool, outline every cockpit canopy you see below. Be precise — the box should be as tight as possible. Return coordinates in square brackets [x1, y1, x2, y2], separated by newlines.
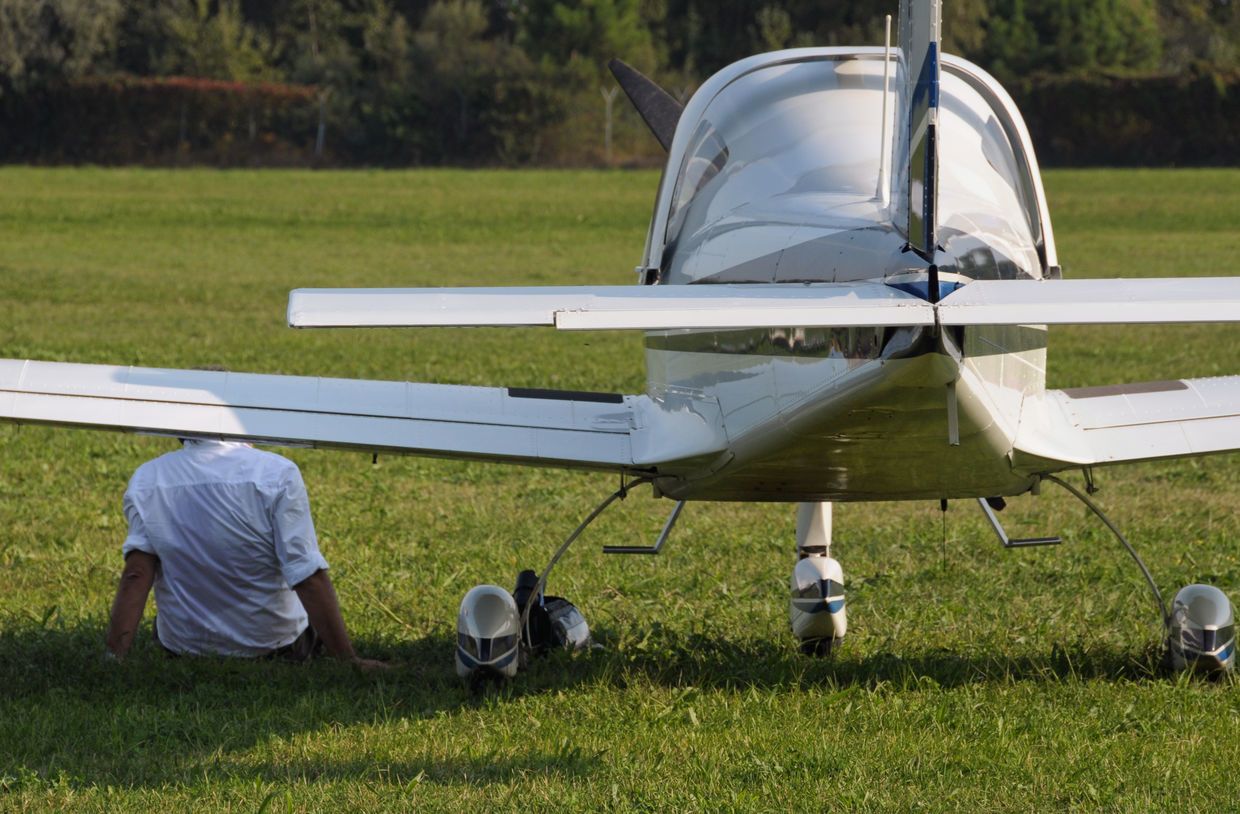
[653, 51, 1051, 286]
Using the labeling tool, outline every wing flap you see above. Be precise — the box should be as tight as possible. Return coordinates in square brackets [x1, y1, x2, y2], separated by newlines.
[1012, 375, 1240, 472]
[940, 278, 1240, 325]
[287, 283, 937, 330]
[0, 360, 729, 473]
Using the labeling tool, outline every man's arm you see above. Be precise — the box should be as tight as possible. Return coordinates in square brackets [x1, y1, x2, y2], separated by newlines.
[293, 569, 386, 670]
[105, 551, 157, 660]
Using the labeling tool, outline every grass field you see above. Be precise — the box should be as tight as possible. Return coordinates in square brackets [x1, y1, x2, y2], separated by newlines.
[0, 167, 1238, 812]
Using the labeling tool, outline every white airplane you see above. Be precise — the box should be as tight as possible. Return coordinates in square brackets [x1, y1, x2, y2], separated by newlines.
[2, 1, 1238, 674]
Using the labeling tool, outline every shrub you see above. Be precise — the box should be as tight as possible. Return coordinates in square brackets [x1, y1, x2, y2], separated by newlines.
[0, 75, 319, 165]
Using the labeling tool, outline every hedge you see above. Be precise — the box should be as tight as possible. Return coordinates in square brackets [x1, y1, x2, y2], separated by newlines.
[0, 70, 1234, 167]
[0, 76, 320, 166]
[1009, 68, 1239, 167]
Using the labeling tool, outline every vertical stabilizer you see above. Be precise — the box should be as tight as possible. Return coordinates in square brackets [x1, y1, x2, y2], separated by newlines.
[898, 0, 941, 264]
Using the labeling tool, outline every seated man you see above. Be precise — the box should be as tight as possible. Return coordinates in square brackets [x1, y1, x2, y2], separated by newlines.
[105, 438, 384, 670]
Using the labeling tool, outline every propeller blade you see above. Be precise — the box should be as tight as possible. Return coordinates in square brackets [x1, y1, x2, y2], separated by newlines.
[607, 59, 683, 152]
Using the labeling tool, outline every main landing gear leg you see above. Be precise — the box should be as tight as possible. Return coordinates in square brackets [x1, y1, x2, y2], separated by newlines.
[790, 502, 847, 656]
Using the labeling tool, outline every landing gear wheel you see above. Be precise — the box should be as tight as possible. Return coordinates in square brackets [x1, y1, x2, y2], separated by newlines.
[799, 638, 835, 658]
[790, 502, 847, 657]
[468, 670, 508, 695]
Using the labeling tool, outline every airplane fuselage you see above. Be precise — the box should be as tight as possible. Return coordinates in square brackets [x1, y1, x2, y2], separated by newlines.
[640, 48, 1056, 502]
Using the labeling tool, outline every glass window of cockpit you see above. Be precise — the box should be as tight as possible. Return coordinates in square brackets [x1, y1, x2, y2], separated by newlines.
[936, 72, 1043, 270]
[980, 113, 1041, 243]
[662, 55, 1047, 282]
[668, 119, 729, 234]
[664, 57, 892, 250]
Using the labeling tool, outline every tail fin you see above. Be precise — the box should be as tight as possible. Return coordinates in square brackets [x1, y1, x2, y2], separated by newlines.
[898, 0, 942, 263]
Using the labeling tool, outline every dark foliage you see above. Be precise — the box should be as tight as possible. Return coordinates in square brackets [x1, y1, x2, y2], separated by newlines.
[0, 0, 1235, 166]
[1011, 68, 1240, 166]
[0, 76, 319, 165]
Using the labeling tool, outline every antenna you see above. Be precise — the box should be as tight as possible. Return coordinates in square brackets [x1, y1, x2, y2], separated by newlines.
[877, 13, 892, 205]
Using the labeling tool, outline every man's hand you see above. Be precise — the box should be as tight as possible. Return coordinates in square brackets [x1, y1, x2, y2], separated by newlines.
[293, 569, 387, 668]
[105, 551, 157, 660]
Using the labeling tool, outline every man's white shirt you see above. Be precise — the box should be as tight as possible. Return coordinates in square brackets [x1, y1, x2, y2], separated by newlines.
[122, 440, 329, 656]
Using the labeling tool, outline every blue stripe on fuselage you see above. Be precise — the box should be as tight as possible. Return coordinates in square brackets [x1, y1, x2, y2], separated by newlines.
[888, 279, 962, 302]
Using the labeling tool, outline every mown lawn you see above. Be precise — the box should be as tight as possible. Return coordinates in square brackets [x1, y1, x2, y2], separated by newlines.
[0, 167, 1237, 812]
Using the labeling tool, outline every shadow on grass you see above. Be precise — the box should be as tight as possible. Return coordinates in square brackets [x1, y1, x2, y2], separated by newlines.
[0, 619, 1171, 790]
[0, 622, 485, 790]
[588, 623, 1170, 691]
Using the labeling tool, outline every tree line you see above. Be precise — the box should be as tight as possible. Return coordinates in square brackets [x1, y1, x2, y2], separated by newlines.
[0, 0, 1236, 166]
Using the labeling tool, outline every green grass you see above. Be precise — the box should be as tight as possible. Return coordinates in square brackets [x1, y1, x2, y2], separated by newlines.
[0, 167, 1238, 812]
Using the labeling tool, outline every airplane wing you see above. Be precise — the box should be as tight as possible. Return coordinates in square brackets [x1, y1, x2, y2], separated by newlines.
[4, 277, 1238, 478]
[289, 278, 1240, 331]
[0, 282, 935, 475]
[1012, 376, 1240, 473]
[937, 277, 1240, 472]
[286, 283, 936, 330]
[0, 360, 730, 474]
[938, 277, 1240, 325]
